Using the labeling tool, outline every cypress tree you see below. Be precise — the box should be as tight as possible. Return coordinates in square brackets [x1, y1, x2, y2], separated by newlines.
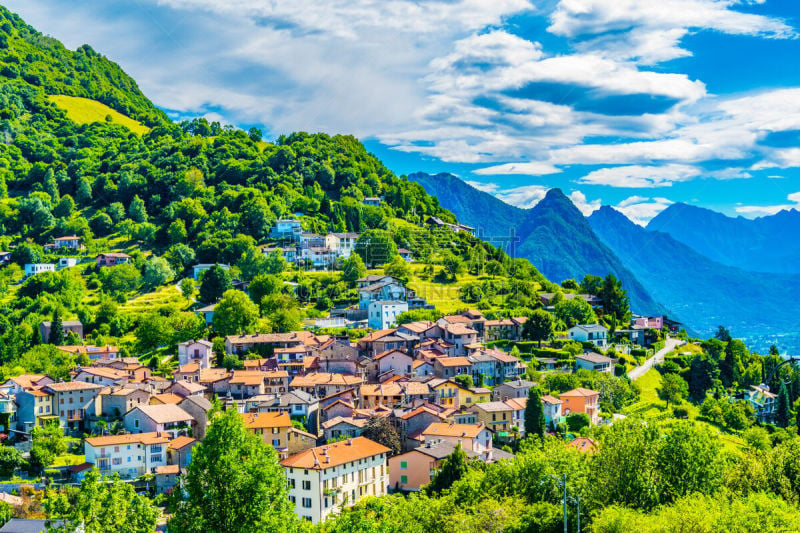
[525, 387, 546, 441]
[776, 381, 791, 428]
[48, 310, 65, 346]
[426, 444, 469, 496]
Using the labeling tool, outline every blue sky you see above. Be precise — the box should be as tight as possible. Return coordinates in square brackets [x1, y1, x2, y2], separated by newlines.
[7, 0, 800, 224]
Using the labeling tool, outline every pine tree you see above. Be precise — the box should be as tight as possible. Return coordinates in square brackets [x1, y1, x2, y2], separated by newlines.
[776, 381, 791, 428]
[425, 444, 469, 496]
[48, 310, 65, 346]
[525, 387, 546, 440]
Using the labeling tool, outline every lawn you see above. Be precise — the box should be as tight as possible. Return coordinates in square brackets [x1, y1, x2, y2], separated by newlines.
[48, 95, 150, 135]
[120, 283, 193, 314]
[52, 453, 86, 467]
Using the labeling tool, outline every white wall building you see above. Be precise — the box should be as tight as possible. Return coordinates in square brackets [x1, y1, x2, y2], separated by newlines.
[177, 339, 213, 369]
[368, 300, 408, 330]
[84, 432, 170, 479]
[568, 324, 609, 348]
[281, 437, 390, 524]
[24, 263, 55, 278]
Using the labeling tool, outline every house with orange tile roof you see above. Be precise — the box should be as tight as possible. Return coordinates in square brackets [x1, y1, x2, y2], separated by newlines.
[438, 322, 479, 356]
[420, 422, 492, 453]
[74, 366, 129, 387]
[559, 388, 600, 425]
[96, 386, 150, 418]
[371, 349, 414, 380]
[541, 395, 563, 428]
[432, 356, 473, 379]
[281, 436, 389, 523]
[242, 411, 295, 455]
[289, 372, 363, 398]
[85, 432, 171, 479]
[123, 404, 195, 438]
[167, 435, 197, 468]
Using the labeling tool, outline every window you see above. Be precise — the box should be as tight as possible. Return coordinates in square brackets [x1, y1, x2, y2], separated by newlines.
[151, 455, 162, 463]
[289, 495, 296, 504]
[112, 457, 122, 465]
[400, 461, 407, 469]
[302, 480, 311, 490]
[400, 475, 408, 484]
[302, 498, 312, 508]
[288, 478, 296, 489]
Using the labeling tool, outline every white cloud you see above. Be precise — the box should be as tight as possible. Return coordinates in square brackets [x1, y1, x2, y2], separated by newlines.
[578, 164, 700, 187]
[614, 196, 674, 225]
[494, 185, 551, 208]
[464, 181, 499, 193]
[735, 191, 800, 217]
[569, 190, 602, 215]
[474, 161, 562, 176]
[549, 0, 795, 64]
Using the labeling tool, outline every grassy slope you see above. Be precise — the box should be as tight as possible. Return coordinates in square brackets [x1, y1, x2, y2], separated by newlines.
[48, 95, 150, 135]
[630, 368, 745, 453]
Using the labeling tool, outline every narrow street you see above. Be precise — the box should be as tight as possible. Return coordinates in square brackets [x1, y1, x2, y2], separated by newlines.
[627, 337, 684, 381]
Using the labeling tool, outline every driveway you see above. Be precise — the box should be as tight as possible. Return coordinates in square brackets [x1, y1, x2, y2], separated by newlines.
[627, 337, 684, 381]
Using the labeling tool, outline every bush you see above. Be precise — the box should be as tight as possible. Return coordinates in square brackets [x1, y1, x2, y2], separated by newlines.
[566, 413, 591, 432]
[672, 407, 689, 419]
[530, 347, 570, 360]
[614, 363, 626, 377]
[631, 348, 648, 358]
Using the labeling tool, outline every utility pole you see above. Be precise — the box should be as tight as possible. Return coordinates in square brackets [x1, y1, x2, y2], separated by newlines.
[562, 473, 568, 533]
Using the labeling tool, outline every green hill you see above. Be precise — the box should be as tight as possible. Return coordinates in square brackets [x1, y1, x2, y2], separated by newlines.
[48, 95, 150, 135]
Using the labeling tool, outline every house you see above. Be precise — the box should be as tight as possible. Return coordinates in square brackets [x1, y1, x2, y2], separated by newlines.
[430, 379, 488, 409]
[575, 352, 614, 373]
[289, 373, 363, 398]
[359, 382, 431, 409]
[322, 416, 368, 442]
[155, 464, 182, 494]
[15, 389, 55, 431]
[325, 233, 358, 258]
[372, 350, 414, 379]
[53, 235, 82, 250]
[96, 252, 131, 266]
[358, 280, 408, 310]
[505, 397, 527, 435]
[124, 404, 195, 437]
[362, 197, 382, 206]
[97, 386, 150, 418]
[0, 375, 54, 396]
[281, 437, 390, 523]
[397, 321, 442, 339]
[389, 440, 478, 491]
[368, 300, 408, 330]
[568, 437, 598, 453]
[74, 367, 129, 387]
[44, 381, 103, 431]
[39, 320, 83, 343]
[746, 384, 777, 423]
[192, 263, 231, 281]
[397, 248, 413, 261]
[177, 395, 213, 440]
[224, 331, 328, 355]
[468, 401, 514, 434]
[195, 304, 216, 326]
[0, 252, 9, 265]
[242, 411, 294, 455]
[433, 357, 473, 379]
[84, 432, 170, 479]
[493, 379, 535, 401]
[24, 263, 55, 278]
[167, 380, 207, 399]
[559, 388, 600, 425]
[177, 339, 214, 369]
[420, 422, 492, 453]
[270, 219, 303, 241]
[58, 345, 119, 361]
[357, 329, 418, 357]
[225, 370, 267, 398]
[300, 246, 336, 270]
[167, 435, 197, 468]
[56, 257, 79, 269]
[539, 293, 602, 308]
[542, 395, 563, 428]
[426, 216, 475, 235]
[412, 360, 434, 377]
[440, 323, 478, 356]
[568, 324, 609, 348]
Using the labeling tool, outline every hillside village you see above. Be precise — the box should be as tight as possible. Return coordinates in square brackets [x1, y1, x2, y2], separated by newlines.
[1, 5, 800, 531]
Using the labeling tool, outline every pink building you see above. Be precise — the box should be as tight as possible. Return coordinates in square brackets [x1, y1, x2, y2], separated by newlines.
[96, 253, 132, 267]
[634, 316, 664, 329]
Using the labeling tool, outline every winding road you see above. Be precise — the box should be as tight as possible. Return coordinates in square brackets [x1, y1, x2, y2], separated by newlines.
[627, 337, 685, 381]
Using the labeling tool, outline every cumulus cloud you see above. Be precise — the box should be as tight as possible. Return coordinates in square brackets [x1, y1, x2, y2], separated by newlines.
[578, 164, 701, 187]
[494, 185, 551, 208]
[569, 191, 602, 215]
[735, 191, 800, 217]
[614, 196, 675, 225]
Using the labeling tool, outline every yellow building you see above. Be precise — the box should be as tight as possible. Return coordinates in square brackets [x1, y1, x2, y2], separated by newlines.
[432, 380, 490, 409]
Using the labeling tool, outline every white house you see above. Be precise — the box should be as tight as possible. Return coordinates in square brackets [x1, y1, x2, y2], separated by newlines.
[84, 432, 170, 479]
[575, 352, 614, 373]
[270, 219, 303, 241]
[358, 279, 408, 310]
[53, 235, 82, 250]
[57, 257, 79, 269]
[568, 324, 609, 348]
[373, 349, 414, 378]
[124, 404, 195, 438]
[368, 300, 408, 330]
[177, 339, 213, 369]
[24, 263, 55, 278]
[192, 263, 231, 281]
[281, 437, 390, 524]
[746, 384, 777, 423]
[541, 395, 563, 429]
[325, 233, 358, 258]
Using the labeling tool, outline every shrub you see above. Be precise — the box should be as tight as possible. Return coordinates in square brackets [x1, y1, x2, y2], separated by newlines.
[566, 413, 591, 432]
[631, 348, 648, 358]
[672, 407, 689, 419]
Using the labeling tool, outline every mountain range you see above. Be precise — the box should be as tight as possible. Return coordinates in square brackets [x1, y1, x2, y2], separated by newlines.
[411, 172, 800, 352]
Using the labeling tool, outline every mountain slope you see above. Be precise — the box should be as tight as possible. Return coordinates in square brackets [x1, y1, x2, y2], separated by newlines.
[647, 203, 800, 274]
[590, 206, 800, 349]
[410, 173, 667, 316]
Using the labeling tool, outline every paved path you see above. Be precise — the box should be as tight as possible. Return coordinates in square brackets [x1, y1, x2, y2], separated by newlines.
[627, 337, 684, 381]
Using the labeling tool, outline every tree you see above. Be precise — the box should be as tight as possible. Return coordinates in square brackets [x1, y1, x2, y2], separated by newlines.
[248, 274, 282, 308]
[580, 274, 603, 295]
[213, 290, 259, 336]
[169, 219, 188, 244]
[180, 278, 194, 299]
[75, 177, 92, 204]
[525, 388, 546, 439]
[29, 423, 67, 473]
[268, 307, 302, 333]
[554, 297, 597, 328]
[135, 313, 173, 353]
[658, 373, 688, 408]
[99, 263, 142, 295]
[143, 256, 175, 289]
[44, 469, 158, 533]
[715, 325, 732, 342]
[361, 417, 402, 455]
[129, 195, 148, 222]
[168, 409, 297, 533]
[522, 309, 555, 347]
[48, 309, 65, 346]
[453, 374, 473, 389]
[442, 252, 465, 280]
[776, 381, 791, 428]
[600, 274, 629, 322]
[561, 279, 579, 290]
[657, 422, 723, 503]
[566, 413, 590, 432]
[199, 265, 232, 303]
[383, 256, 411, 284]
[0, 447, 26, 476]
[688, 353, 718, 402]
[341, 253, 367, 282]
[425, 444, 469, 496]
[354, 229, 397, 268]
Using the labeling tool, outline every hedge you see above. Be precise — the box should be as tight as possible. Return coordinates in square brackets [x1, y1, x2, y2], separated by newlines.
[631, 348, 648, 358]
[530, 347, 571, 360]
[652, 340, 666, 352]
